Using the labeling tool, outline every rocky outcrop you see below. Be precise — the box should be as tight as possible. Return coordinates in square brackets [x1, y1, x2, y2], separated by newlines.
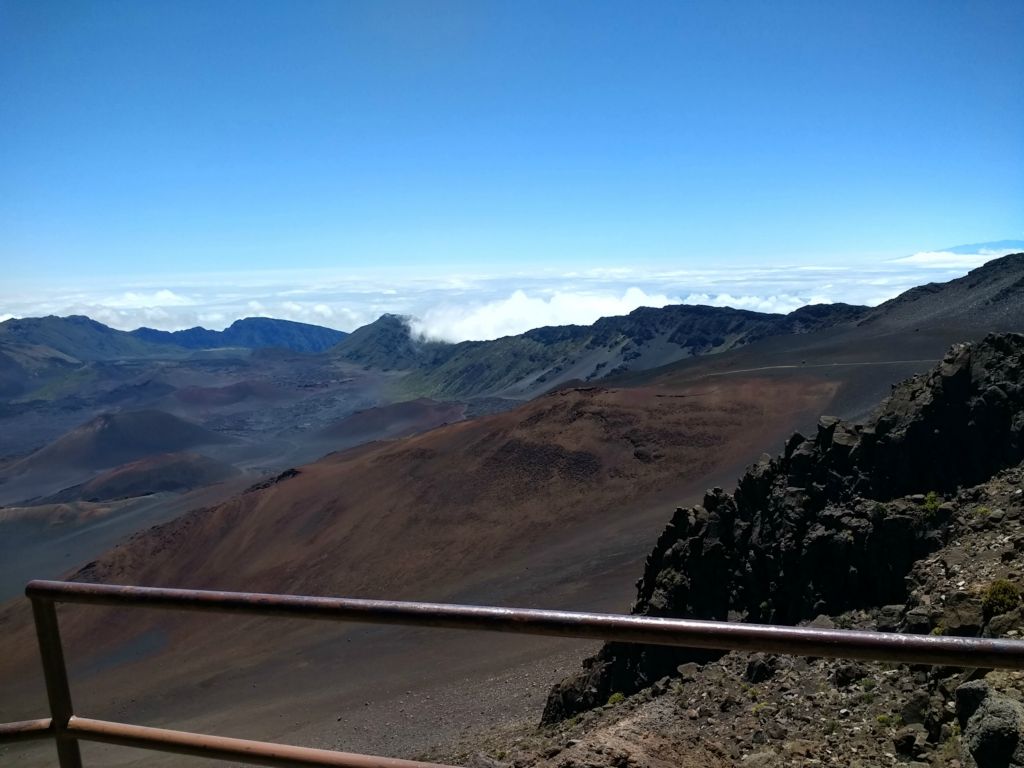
[543, 334, 1024, 723]
[425, 461, 1024, 768]
[957, 681, 1024, 768]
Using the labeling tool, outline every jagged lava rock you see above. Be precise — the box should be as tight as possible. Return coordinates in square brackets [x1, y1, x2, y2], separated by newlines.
[543, 333, 1024, 723]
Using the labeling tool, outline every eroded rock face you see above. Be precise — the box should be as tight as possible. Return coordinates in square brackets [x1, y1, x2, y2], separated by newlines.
[957, 681, 1024, 768]
[543, 334, 1024, 723]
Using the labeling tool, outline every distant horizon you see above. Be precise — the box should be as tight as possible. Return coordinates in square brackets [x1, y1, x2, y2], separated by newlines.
[3, 241, 1022, 342]
[3, 2, 1022, 340]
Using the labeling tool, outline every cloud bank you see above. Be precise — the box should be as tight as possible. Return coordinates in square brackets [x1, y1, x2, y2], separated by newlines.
[410, 287, 679, 341]
[2, 245, 1019, 343]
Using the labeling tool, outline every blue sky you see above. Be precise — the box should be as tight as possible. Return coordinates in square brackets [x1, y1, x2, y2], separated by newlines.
[1, 1, 1023, 338]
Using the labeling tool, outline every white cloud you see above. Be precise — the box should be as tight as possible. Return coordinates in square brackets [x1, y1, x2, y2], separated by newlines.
[681, 292, 827, 315]
[0, 248, 1012, 339]
[892, 248, 1020, 269]
[410, 287, 680, 341]
[102, 289, 195, 309]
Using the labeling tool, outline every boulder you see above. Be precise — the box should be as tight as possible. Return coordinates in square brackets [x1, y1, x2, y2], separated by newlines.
[943, 592, 985, 637]
[956, 681, 1024, 767]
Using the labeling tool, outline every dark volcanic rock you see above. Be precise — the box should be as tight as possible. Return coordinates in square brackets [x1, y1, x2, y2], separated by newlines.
[543, 334, 1024, 723]
[957, 681, 1024, 768]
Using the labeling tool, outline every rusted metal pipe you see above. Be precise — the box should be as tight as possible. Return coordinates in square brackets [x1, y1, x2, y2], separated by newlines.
[30, 598, 83, 768]
[26, 579, 1024, 670]
[66, 717, 457, 768]
[0, 718, 52, 744]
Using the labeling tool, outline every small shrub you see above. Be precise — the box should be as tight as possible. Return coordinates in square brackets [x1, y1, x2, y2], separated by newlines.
[923, 491, 941, 516]
[876, 714, 895, 727]
[931, 625, 947, 636]
[860, 678, 876, 691]
[940, 722, 961, 761]
[983, 580, 1021, 617]
[975, 506, 991, 518]
[606, 692, 625, 706]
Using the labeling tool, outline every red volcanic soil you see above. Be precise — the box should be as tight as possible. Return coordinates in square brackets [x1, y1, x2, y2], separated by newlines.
[43, 452, 240, 503]
[173, 380, 283, 407]
[317, 398, 467, 445]
[9, 409, 229, 474]
[0, 373, 839, 765]
[37, 378, 836, 597]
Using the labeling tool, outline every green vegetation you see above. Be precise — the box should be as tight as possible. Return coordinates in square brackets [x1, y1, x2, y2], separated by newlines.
[931, 624, 947, 636]
[923, 490, 941, 517]
[606, 692, 625, 706]
[975, 506, 991, 518]
[982, 579, 1021, 617]
[860, 678, 876, 691]
[875, 714, 896, 727]
[940, 722, 961, 761]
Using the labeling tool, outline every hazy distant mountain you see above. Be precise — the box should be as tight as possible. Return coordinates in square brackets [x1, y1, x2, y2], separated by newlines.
[0, 315, 174, 399]
[0, 315, 173, 361]
[329, 314, 431, 369]
[130, 317, 347, 353]
[330, 253, 1024, 400]
[940, 240, 1024, 254]
[331, 303, 869, 399]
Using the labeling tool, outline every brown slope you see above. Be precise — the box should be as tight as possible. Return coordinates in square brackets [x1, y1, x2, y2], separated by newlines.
[10, 409, 230, 474]
[172, 380, 285, 407]
[40, 452, 240, 503]
[51, 378, 837, 596]
[606, 256, 1024, 424]
[316, 398, 467, 445]
[0, 372, 840, 763]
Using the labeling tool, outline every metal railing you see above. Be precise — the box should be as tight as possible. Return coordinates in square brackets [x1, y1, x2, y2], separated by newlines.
[4, 579, 1024, 767]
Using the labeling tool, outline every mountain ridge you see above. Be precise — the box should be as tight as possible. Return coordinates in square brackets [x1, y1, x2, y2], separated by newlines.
[331, 302, 872, 399]
[330, 254, 1024, 399]
[130, 316, 347, 353]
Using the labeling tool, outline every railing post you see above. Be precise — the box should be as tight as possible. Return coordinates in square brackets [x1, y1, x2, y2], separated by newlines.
[30, 598, 83, 768]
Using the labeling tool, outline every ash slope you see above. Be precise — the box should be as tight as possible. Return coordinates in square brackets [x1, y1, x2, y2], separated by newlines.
[38, 452, 240, 504]
[0, 410, 235, 505]
[331, 303, 868, 399]
[0, 369, 841, 763]
[427, 463, 1024, 768]
[10, 410, 230, 474]
[544, 333, 1024, 722]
